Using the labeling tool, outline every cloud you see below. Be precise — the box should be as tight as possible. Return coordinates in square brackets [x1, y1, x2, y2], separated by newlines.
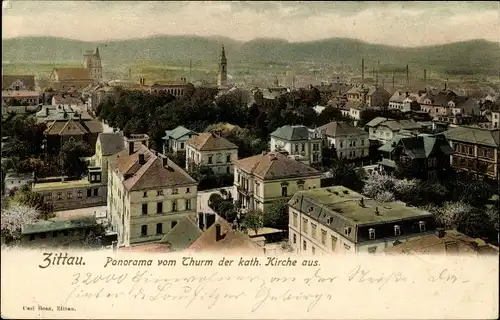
[2, 1, 499, 46]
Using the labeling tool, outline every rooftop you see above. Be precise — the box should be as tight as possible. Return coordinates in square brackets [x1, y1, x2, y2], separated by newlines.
[445, 126, 499, 147]
[271, 125, 312, 141]
[290, 186, 432, 226]
[21, 216, 97, 235]
[318, 121, 367, 137]
[32, 177, 94, 192]
[185, 132, 238, 151]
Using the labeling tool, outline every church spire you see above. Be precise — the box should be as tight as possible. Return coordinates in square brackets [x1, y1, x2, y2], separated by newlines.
[220, 46, 226, 63]
[217, 45, 228, 88]
[95, 46, 100, 57]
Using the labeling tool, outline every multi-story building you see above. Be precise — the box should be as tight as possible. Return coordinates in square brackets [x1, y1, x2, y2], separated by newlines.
[185, 132, 238, 174]
[378, 133, 454, 180]
[107, 140, 198, 247]
[93, 132, 126, 182]
[288, 186, 436, 255]
[162, 126, 198, 155]
[445, 126, 499, 180]
[365, 117, 423, 145]
[346, 85, 391, 107]
[388, 91, 420, 112]
[33, 174, 107, 211]
[233, 152, 322, 212]
[148, 78, 188, 99]
[49, 48, 102, 90]
[83, 47, 103, 85]
[270, 125, 323, 165]
[3, 172, 35, 196]
[1, 74, 39, 106]
[317, 121, 369, 159]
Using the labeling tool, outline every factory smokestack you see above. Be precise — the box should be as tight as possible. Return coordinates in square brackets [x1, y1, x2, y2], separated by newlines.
[361, 58, 365, 82]
[424, 69, 427, 86]
[406, 64, 409, 85]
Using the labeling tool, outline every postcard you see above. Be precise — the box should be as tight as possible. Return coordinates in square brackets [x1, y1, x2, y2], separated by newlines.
[1, 1, 499, 319]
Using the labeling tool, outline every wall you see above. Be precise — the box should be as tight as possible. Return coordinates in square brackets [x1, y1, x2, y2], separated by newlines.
[186, 145, 238, 174]
[38, 183, 107, 211]
[327, 133, 369, 159]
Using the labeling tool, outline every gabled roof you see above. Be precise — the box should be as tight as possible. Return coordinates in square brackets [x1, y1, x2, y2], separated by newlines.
[2, 75, 36, 90]
[378, 134, 453, 159]
[318, 121, 367, 137]
[271, 125, 310, 141]
[163, 126, 197, 140]
[365, 117, 389, 127]
[445, 127, 500, 147]
[188, 217, 262, 253]
[185, 132, 238, 151]
[52, 68, 92, 81]
[44, 119, 88, 136]
[233, 152, 320, 180]
[109, 144, 197, 191]
[382, 119, 423, 131]
[160, 217, 202, 251]
[97, 133, 125, 156]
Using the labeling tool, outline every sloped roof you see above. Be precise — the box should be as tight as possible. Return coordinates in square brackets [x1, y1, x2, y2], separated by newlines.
[188, 217, 262, 253]
[109, 144, 197, 191]
[44, 119, 89, 136]
[234, 152, 320, 180]
[271, 125, 310, 141]
[52, 95, 84, 105]
[365, 117, 389, 127]
[318, 121, 367, 137]
[379, 134, 453, 159]
[159, 217, 202, 251]
[52, 68, 92, 81]
[97, 133, 125, 156]
[82, 120, 103, 134]
[163, 126, 197, 140]
[385, 230, 498, 256]
[2, 75, 36, 90]
[382, 120, 423, 131]
[185, 132, 237, 151]
[445, 127, 500, 147]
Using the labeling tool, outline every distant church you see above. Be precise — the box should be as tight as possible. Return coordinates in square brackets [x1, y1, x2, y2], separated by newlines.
[49, 47, 103, 91]
[217, 46, 228, 89]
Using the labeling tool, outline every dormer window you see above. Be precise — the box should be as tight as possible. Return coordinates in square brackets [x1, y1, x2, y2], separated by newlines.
[344, 226, 352, 235]
[394, 225, 401, 236]
[419, 221, 426, 232]
[368, 228, 376, 240]
[308, 206, 314, 213]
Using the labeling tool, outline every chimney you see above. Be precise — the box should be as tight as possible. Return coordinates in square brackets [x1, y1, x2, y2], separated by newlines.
[436, 227, 445, 238]
[406, 64, 409, 85]
[215, 223, 222, 242]
[162, 157, 168, 168]
[406, 91, 409, 97]
[128, 141, 134, 155]
[444, 80, 447, 91]
[45, 108, 49, 116]
[424, 69, 427, 85]
[138, 153, 145, 165]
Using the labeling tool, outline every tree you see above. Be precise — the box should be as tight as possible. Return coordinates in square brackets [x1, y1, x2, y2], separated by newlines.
[1, 201, 40, 244]
[263, 199, 289, 230]
[328, 158, 364, 191]
[58, 140, 93, 178]
[208, 193, 224, 212]
[11, 185, 53, 217]
[242, 210, 263, 235]
[166, 151, 186, 168]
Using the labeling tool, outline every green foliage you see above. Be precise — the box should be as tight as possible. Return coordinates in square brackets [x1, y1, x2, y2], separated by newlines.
[11, 185, 53, 217]
[263, 199, 289, 230]
[166, 151, 186, 168]
[326, 158, 364, 192]
[1, 114, 46, 160]
[58, 140, 93, 178]
[242, 210, 264, 235]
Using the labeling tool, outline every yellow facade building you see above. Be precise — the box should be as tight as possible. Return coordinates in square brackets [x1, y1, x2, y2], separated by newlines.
[233, 152, 322, 212]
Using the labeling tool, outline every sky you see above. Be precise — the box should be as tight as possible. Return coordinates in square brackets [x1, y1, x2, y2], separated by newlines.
[2, 1, 500, 47]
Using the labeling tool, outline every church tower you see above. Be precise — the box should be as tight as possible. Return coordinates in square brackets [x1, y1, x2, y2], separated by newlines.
[217, 46, 227, 88]
[83, 47, 103, 85]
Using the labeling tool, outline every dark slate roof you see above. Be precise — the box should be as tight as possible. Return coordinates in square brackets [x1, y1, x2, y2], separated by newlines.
[98, 133, 125, 156]
[318, 121, 367, 137]
[378, 134, 453, 159]
[163, 126, 197, 141]
[445, 127, 500, 147]
[160, 217, 202, 251]
[271, 125, 310, 141]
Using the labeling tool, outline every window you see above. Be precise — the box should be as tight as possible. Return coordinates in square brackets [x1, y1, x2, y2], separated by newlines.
[157, 202, 163, 214]
[226, 154, 231, 162]
[57, 192, 62, 200]
[156, 223, 163, 234]
[294, 144, 299, 153]
[142, 204, 148, 215]
[46, 193, 52, 201]
[77, 190, 82, 198]
[186, 187, 190, 193]
[226, 167, 230, 174]
[40, 233, 46, 239]
[344, 226, 352, 235]
[172, 188, 179, 195]
[361, 139, 365, 146]
[419, 221, 426, 232]
[302, 218, 308, 233]
[171, 221, 178, 229]
[293, 233, 297, 244]
[344, 244, 351, 250]
[321, 229, 327, 245]
[331, 235, 337, 251]
[394, 225, 401, 236]
[172, 200, 177, 212]
[313, 154, 319, 163]
[185, 199, 191, 210]
[301, 144, 305, 152]
[340, 141, 343, 148]
[313, 143, 319, 151]
[281, 186, 288, 197]
[208, 156, 213, 164]
[303, 240, 307, 251]
[141, 225, 147, 236]
[29, 235, 35, 241]
[368, 228, 376, 240]
[293, 213, 298, 227]
[67, 192, 73, 199]
[180, 142, 184, 149]
[157, 190, 163, 196]
[52, 231, 58, 238]
[361, 149, 365, 156]
[312, 246, 316, 255]
[311, 223, 317, 239]
[428, 158, 437, 167]
[216, 153, 222, 163]
[93, 188, 98, 197]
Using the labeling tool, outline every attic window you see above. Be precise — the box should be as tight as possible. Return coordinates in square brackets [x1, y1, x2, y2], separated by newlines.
[419, 221, 426, 232]
[344, 226, 352, 235]
[308, 206, 314, 213]
[394, 225, 401, 236]
[368, 228, 376, 240]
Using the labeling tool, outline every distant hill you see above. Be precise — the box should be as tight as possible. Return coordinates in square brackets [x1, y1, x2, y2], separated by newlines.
[2, 36, 499, 75]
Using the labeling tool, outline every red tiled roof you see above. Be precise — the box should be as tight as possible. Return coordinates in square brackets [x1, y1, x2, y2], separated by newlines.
[186, 132, 238, 151]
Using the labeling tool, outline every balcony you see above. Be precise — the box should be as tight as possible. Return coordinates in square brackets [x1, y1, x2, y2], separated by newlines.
[236, 185, 254, 196]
